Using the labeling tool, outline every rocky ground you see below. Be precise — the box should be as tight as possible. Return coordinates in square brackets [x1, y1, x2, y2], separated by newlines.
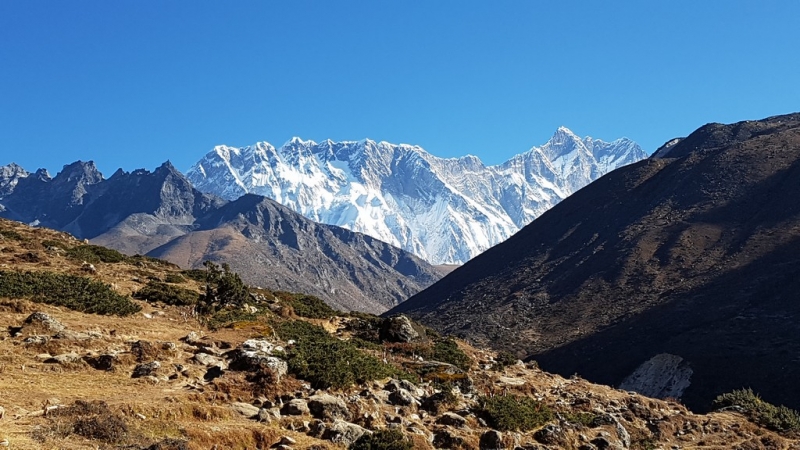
[0, 219, 799, 449]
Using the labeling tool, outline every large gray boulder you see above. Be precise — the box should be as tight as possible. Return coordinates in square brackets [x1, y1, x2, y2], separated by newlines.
[308, 394, 351, 421]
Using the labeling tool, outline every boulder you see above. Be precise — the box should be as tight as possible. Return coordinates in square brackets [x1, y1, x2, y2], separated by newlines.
[388, 388, 418, 407]
[380, 315, 424, 343]
[84, 354, 116, 371]
[229, 402, 260, 419]
[132, 361, 161, 378]
[281, 399, 310, 416]
[45, 353, 82, 365]
[322, 420, 369, 447]
[308, 394, 351, 421]
[480, 430, 504, 450]
[534, 424, 566, 446]
[436, 412, 468, 428]
[192, 353, 225, 368]
[22, 312, 65, 333]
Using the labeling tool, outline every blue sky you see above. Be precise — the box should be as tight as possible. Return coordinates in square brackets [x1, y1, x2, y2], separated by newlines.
[2, 1, 799, 176]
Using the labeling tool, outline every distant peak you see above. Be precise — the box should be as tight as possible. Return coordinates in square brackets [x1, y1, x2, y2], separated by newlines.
[284, 137, 316, 147]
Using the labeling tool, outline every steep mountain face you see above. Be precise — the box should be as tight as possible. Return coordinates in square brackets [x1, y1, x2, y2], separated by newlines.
[388, 113, 800, 411]
[0, 162, 29, 196]
[187, 129, 646, 264]
[0, 162, 440, 313]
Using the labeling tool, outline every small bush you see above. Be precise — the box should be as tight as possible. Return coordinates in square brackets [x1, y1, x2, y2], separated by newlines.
[0, 229, 24, 240]
[492, 351, 519, 371]
[277, 292, 338, 319]
[0, 270, 141, 316]
[41, 400, 129, 444]
[477, 395, 553, 432]
[133, 281, 199, 306]
[163, 273, 186, 284]
[66, 244, 126, 263]
[196, 261, 250, 315]
[276, 320, 403, 389]
[182, 269, 208, 282]
[432, 339, 472, 371]
[350, 428, 413, 450]
[206, 309, 265, 330]
[713, 388, 800, 434]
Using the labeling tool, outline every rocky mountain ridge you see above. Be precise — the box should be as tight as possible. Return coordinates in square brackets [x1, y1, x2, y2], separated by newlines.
[0, 163, 440, 313]
[186, 129, 646, 264]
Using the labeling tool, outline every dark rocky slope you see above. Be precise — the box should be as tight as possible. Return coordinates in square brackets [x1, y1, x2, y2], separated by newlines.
[389, 113, 800, 411]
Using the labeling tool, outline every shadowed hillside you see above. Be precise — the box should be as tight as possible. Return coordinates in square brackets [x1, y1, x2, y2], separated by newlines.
[389, 113, 800, 411]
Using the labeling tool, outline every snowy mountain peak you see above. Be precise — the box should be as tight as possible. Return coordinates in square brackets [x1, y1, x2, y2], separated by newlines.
[187, 130, 647, 264]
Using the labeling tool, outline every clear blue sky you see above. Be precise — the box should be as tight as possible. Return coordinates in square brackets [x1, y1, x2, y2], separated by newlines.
[2, 1, 799, 176]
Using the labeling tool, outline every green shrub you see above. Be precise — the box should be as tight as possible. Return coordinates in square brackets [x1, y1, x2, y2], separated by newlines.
[278, 292, 338, 319]
[477, 395, 553, 431]
[133, 281, 199, 306]
[432, 339, 472, 371]
[206, 309, 264, 330]
[40, 239, 65, 249]
[276, 320, 403, 389]
[181, 269, 208, 282]
[196, 261, 250, 315]
[0, 270, 141, 316]
[492, 351, 519, 371]
[713, 388, 800, 434]
[66, 245, 126, 264]
[350, 428, 413, 450]
[0, 229, 24, 240]
[163, 273, 186, 284]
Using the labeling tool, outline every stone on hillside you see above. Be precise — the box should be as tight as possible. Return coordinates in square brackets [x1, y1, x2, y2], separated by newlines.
[192, 353, 225, 368]
[380, 315, 423, 343]
[308, 394, 351, 421]
[229, 402, 260, 419]
[421, 391, 454, 414]
[22, 312, 65, 333]
[321, 420, 369, 447]
[226, 340, 288, 377]
[281, 399, 310, 416]
[84, 354, 116, 371]
[480, 430, 503, 450]
[534, 424, 566, 446]
[22, 335, 50, 345]
[203, 366, 224, 381]
[436, 412, 468, 428]
[132, 361, 161, 378]
[45, 353, 82, 365]
[433, 430, 470, 449]
[53, 330, 101, 341]
[388, 388, 419, 407]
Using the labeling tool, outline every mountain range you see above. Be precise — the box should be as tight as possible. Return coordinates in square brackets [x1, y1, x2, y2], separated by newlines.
[186, 128, 646, 264]
[389, 113, 800, 411]
[0, 162, 440, 313]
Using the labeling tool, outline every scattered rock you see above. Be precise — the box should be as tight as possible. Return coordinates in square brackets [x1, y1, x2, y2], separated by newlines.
[132, 361, 161, 378]
[0, 406, 5, 419]
[308, 394, 351, 421]
[203, 366, 224, 381]
[22, 335, 50, 345]
[281, 399, 310, 416]
[45, 352, 82, 365]
[433, 430, 469, 449]
[229, 402, 260, 419]
[388, 388, 418, 407]
[22, 312, 65, 333]
[534, 424, 566, 446]
[436, 412, 468, 428]
[380, 315, 423, 343]
[53, 330, 101, 340]
[322, 419, 369, 447]
[480, 430, 503, 450]
[84, 354, 116, 371]
[192, 353, 225, 368]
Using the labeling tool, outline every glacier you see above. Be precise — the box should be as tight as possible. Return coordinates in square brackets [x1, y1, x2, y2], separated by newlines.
[186, 127, 647, 264]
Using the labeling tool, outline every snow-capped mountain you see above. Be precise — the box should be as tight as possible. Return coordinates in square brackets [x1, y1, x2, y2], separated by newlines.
[187, 128, 647, 264]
